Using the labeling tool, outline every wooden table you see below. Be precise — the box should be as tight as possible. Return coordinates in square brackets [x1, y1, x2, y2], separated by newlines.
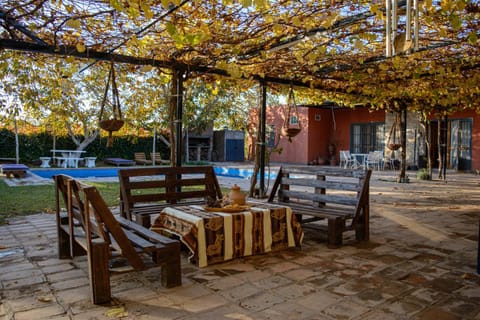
[151, 202, 303, 267]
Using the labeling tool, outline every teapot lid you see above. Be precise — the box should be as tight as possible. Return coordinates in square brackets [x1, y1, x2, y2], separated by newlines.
[231, 184, 240, 191]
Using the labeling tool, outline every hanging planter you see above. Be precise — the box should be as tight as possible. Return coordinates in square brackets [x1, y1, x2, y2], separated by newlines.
[98, 60, 124, 147]
[99, 119, 124, 131]
[280, 126, 301, 138]
[386, 111, 401, 151]
[280, 86, 301, 141]
[387, 143, 401, 151]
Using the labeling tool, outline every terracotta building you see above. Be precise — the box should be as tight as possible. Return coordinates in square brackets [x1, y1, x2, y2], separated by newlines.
[247, 105, 479, 172]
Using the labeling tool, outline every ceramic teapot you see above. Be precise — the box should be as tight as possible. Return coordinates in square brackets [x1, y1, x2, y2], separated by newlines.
[228, 184, 246, 205]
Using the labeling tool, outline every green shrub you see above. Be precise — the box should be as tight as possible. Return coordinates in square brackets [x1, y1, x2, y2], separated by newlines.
[416, 168, 431, 180]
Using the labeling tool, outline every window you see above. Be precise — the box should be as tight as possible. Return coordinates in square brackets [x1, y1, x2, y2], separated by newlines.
[289, 115, 299, 125]
[267, 124, 276, 148]
[350, 122, 385, 153]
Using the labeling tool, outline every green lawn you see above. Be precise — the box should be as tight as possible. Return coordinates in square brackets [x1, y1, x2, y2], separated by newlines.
[0, 178, 230, 225]
[0, 179, 121, 225]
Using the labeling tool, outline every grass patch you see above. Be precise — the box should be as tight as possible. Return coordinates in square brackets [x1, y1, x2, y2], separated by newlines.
[0, 178, 231, 225]
[0, 179, 121, 225]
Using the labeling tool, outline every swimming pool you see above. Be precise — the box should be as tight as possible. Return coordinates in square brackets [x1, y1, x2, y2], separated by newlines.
[30, 167, 276, 180]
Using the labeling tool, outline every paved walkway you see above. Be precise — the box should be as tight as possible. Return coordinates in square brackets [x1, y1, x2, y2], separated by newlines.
[1, 170, 479, 319]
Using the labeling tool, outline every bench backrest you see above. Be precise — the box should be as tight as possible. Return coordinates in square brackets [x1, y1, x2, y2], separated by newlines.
[118, 165, 223, 212]
[54, 174, 147, 270]
[268, 166, 371, 217]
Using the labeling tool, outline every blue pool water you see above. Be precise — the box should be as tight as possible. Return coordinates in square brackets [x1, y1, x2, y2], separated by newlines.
[31, 168, 121, 179]
[30, 167, 276, 180]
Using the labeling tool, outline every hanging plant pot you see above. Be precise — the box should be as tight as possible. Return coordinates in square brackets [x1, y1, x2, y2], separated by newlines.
[99, 119, 124, 131]
[281, 126, 301, 138]
[387, 143, 401, 151]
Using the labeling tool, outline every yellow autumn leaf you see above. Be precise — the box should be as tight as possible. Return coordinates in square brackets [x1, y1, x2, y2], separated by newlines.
[66, 19, 81, 29]
[76, 43, 86, 53]
[105, 306, 128, 318]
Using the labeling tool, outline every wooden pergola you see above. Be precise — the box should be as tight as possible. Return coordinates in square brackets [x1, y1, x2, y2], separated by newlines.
[1, 1, 479, 192]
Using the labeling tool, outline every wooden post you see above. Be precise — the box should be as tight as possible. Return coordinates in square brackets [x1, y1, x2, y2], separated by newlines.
[259, 80, 267, 197]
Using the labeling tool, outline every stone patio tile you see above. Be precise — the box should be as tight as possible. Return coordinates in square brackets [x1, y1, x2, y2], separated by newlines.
[273, 283, 316, 300]
[305, 274, 344, 289]
[178, 293, 229, 313]
[40, 263, 76, 274]
[329, 279, 374, 296]
[205, 274, 245, 291]
[112, 286, 160, 302]
[415, 307, 462, 320]
[267, 260, 300, 273]
[4, 293, 57, 313]
[253, 274, 292, 290]
[0, 267, 44, 281]
[233, 269, 272, 282]
[55, 285, 91, 305]
[219, 281, 262, 301]
[165, 284, 213, 305]
[2, 273, 46, 289]
[455, 285, 480, 300]
[296, 291, 341, 312]
[283, 267, 320, 281]
[46, 269, 87, 282]
[216, 261, 257, 274]
[181, 304, 247, 320]
[408, 288, 447, 305]
[50, 277, 90, 291]
[239, 292, 285, 312]
[13, 304, 66, 320]
[379, 297, 426, 318]
[433, 296, 480, 319]
[350, 287, 392, 307]
[321, 299, 370, 320]
[252, 301, 316, 320]
[288, 254, 324, 266]
[352, 309, 404, 320]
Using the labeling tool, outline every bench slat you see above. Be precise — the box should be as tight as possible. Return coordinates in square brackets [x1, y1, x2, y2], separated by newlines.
[280, 189, 358, 206]
[280, 177, 361, 192]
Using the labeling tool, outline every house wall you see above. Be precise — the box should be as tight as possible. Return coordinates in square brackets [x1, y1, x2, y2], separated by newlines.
[268, 106, 309, 164]
[330, 107, 385, 159]
[249, 105, 480, 170]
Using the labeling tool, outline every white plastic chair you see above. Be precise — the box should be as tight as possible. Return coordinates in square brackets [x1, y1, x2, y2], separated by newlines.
[366, 151, 383, 170]
[340, 150, 359, 169]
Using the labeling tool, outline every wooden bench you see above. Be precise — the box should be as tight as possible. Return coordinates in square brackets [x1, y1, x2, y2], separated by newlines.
[54, 174, 182, 304]
[268, 166, 372, 248]
[0, 164, 29, 178]
[119, 166, 223, 228]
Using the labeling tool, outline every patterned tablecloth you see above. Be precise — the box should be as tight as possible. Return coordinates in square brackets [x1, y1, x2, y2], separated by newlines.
[151, 202, 304, 267]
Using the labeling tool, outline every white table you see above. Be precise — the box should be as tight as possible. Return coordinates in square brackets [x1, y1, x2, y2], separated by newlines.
[351, 153, 368, 169]
[39, 157, 51, 168]
[51, 150, 86, 168]
[84, 157, 97, 168]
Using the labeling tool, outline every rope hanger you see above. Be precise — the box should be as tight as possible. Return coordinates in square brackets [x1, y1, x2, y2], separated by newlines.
[99, 59, 124, 147]
[280, 86, 301, 142]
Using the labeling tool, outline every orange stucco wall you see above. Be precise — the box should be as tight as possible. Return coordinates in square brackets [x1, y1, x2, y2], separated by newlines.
[248, 105, 480, 170]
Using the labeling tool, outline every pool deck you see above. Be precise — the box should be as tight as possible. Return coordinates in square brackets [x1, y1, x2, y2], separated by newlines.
[1, 169, 480, 319]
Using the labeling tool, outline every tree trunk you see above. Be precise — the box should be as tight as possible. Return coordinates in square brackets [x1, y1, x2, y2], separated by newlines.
[437, 115, 443, 179]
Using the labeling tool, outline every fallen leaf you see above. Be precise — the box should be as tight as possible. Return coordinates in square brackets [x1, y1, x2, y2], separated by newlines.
[105, 306, 128, 318]
[38, 296, 53, 303]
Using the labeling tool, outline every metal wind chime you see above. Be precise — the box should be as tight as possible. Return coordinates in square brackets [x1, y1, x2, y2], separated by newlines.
[385, 0, 419, 57]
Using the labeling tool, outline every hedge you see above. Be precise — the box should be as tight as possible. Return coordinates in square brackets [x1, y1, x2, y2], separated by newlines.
[0, 128, 170, 164]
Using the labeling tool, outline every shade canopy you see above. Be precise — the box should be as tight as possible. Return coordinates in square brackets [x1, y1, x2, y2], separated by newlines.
[1, 0, 479, 110]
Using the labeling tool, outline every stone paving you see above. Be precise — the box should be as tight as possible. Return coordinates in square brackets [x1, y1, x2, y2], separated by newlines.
[0, 170, 479, 319]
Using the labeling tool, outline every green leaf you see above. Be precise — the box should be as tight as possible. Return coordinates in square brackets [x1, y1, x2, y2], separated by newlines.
[166, 22, 177, 36]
